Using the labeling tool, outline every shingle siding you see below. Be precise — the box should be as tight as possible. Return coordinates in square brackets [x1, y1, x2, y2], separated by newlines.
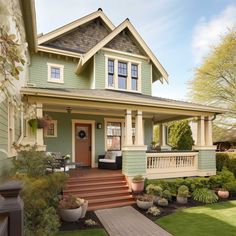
[43, 18, 110, 53]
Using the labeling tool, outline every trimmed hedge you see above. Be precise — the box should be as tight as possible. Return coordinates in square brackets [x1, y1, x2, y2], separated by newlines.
[216, 152, 236, 177]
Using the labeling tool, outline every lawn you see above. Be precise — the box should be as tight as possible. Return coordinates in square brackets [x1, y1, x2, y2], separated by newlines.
[156, 200, 236, 236]
[55, 229, 108, 236]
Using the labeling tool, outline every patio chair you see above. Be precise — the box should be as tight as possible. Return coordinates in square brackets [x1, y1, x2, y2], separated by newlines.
[98, 151, 122, 170]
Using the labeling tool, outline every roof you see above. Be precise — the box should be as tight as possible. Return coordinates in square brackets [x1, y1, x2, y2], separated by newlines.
[37, 9, 168, 83]
[21, 87, 226, 114]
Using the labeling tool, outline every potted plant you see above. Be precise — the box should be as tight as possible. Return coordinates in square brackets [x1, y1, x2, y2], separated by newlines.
[136, 194, 154, 210]
[64, 154, 71, 164]
[58, 195, 83, 222]
[157, 198, 168, 207]
[79, 198, 89, 218]
[151, 141, 157, 150]
[28, 115, 52, 133]
[146, 184, 162, 203]
[218, 187, 229, 199]
[177, 185, 189, 204]
[131, 175, 144, 193]
[162, 189, 172, 202]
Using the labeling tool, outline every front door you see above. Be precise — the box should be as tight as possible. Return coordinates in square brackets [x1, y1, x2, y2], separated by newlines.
[75, 123, 91, 167]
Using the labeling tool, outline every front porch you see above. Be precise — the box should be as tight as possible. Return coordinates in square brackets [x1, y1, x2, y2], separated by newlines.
[21, 88, 219, 181]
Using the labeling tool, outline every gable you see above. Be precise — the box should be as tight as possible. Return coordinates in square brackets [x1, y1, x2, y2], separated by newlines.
[105, 29, 145, 56]
[42, 18, 110, 53]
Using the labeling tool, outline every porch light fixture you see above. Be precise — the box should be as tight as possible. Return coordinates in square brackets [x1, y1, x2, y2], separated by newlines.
[66, 106, 72, 113]
[97, 123, 102, 129]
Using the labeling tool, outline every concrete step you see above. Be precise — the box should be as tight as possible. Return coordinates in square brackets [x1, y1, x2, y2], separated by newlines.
[88, 194, 134, 204]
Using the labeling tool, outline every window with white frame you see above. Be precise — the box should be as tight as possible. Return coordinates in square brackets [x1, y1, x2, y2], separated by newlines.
[47, 63, 64, 83]
[106, 56, 141, 92]
[106, 122, 122, 150]
[44, 120, 57, 137]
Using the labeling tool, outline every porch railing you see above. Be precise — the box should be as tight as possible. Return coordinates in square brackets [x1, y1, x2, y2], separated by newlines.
[146, 151, 198, 179]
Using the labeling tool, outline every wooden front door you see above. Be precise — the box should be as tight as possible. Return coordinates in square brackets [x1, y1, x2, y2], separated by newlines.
[75, 123, 91, 167]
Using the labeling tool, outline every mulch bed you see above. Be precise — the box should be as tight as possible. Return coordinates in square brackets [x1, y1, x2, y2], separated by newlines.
[59, 211, 103, 231]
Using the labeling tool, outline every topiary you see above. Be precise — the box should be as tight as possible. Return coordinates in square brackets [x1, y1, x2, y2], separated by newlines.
[162, 190, 172, 202]
[177, 185, 189, 198]
[157, 198, 168, 207]
[192, 188, 218, 204]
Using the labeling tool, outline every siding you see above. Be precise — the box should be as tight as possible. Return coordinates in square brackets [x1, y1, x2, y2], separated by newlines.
[0, 99, 8, 151]
[29, 54, 90, 89]
[14, 111, 21, 142]
[198, 150, 216, 170]
[95, 50, 152, 95]
[144, 118, 153, 146]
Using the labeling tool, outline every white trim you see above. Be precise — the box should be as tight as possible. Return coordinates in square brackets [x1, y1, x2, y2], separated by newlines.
[47, 63, 64, 84]
[105, 54, 142, 93]
[44, 120, 57, 137]
[102, 47, 149, 60]
[193, 145, 217, 150]
[71, 119, 96, 168]
[38, 10, 115, 45]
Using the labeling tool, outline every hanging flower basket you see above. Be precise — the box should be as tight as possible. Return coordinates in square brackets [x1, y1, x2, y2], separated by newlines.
[28, 115, 52, 133]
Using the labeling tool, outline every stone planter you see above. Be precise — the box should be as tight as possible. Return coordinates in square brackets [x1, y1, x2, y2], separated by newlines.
[177, 196, 187, 204]
[153, 196, 161, 204]
[131, 181, 144, 193]
[80, 200, 88, 218]
[137, 199, 153, 210]
[218, 190, 229, 199]
[59, 207, 82, 222]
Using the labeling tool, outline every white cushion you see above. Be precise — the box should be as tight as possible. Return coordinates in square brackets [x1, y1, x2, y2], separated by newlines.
[99, 158, 116, 163]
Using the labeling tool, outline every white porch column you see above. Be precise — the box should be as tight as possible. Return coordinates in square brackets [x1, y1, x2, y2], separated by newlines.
[159, 124, 166, 146]
[135, 110, 144, 145]
[205, 116, 213, 146]
[197, 116, 205, 146]
[36, 103, 44, 147]
[124, 109, 133, 146]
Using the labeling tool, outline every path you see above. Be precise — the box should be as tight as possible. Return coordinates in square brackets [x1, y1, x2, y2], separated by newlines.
[95, 206, 172, 236]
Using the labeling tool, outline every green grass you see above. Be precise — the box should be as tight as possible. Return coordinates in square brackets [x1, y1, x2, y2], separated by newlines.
[156, 201, 236, 236]
[55, 228, 108, 236]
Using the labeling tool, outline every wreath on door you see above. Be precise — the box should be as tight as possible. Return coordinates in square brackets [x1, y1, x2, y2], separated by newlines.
[78, 130, 86, 139]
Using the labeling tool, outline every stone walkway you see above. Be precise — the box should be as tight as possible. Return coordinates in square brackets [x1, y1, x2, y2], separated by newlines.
[95, 206, 172, 236]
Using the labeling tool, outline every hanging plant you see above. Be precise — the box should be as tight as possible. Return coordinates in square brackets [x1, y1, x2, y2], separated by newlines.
[28, 115, 52, 133]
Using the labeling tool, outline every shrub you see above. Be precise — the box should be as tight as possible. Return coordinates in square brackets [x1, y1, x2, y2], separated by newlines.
[146, 184, 162, 196]
[146, 206, 160, 216]
[157, 198, 168, 206]
[192, 188, 218, 204]
[223, 180, 236, 194]
[15, 172, 68, 236]
[133, 175, 144, 182]
[162, 190, 172, 201]
[216, 152, 236, 177]
[59, 195, 84, 209]
[177, 185, 189, 197]
[13, 145, 51, 177]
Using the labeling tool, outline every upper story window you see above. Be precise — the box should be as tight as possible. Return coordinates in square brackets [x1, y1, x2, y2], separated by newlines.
[47, 63, 64, 83]
[118, 62, 127, 89]
[106, 55, 141, 93]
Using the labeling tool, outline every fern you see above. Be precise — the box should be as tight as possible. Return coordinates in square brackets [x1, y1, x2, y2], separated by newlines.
[192, 188, 218, 204]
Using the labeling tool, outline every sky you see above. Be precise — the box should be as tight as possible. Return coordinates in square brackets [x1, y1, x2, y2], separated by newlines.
[35, 0, 236, 101]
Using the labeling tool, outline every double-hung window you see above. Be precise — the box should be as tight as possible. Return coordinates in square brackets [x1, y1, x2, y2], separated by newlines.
[131, 64, 138, 91]
[108, 60, 114, 87]
[118, 62, 127, 90]
[106, 122, 121, 151]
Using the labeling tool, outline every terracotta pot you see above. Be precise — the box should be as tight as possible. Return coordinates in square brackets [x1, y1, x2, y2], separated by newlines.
[131, 181, 144, 193]
[59, 207, 82, 222]
[177, 196, 187, 204]
[137, 199, 153, 210]
[80, 200, 88, 218]
[218, 190, 229, 199]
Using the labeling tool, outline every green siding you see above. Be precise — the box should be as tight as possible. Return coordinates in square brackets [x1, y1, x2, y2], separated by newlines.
[198, 150, 216, 170]
[0, 99, 8, 151]
[14, 111, 21, 142]
[122, 150, 146, 176]
[29, 54, 91, 88]
[95, 50, 152, 95]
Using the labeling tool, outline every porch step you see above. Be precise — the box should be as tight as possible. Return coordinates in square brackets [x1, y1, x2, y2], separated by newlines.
[63, 171, 135, 211]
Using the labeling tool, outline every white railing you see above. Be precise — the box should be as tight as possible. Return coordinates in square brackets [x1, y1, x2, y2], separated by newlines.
[146, 152, 198, 179]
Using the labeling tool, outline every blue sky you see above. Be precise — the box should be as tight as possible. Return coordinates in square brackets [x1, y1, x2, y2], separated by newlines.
[35, 0, 236, 101]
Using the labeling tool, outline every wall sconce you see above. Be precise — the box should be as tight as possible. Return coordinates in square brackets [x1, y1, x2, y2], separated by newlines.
[97, 123, 102, 129]
[66, 106, 72, 113]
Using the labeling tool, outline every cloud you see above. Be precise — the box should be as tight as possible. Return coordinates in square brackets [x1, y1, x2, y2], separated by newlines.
[192, 4, 236, 64]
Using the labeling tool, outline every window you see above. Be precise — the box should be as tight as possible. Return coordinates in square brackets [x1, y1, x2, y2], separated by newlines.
[106, 122, 121, 150]
[47, 63, 64, 83]
[44, 120, 57, 137]
[108, 60, 114, 87]
[118, 62, 127, 89]
[131, 64, 138, 91]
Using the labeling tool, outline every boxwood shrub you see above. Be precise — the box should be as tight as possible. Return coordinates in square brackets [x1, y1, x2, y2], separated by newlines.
[216, 152, 236, 177]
